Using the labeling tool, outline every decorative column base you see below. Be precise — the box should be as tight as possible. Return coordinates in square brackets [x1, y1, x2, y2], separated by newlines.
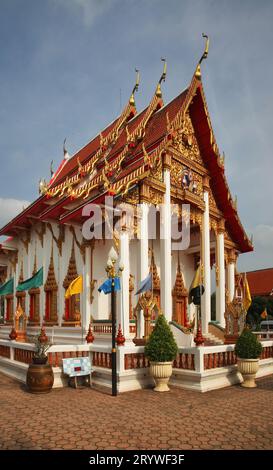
[116, 324, 125, 346]
[194, 319, 205, 346]
[85, 323, 94, 343]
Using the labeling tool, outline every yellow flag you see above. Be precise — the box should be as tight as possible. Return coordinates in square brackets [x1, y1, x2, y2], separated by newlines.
[243, 273, 252, 311]
[188, 265, 201, 303]
[65, 275, 83, 299]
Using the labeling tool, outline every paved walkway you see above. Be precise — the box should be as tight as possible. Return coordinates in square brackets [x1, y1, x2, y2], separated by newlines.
[0, 372, 273, 450]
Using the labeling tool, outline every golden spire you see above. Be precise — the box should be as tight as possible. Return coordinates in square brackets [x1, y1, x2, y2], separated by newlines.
[156, 58, 167, 98]
[177, 251, 181, 273]
[149, 248, 160, 290]
[129, 68, 140, 106]
[195, 33, 210, 80]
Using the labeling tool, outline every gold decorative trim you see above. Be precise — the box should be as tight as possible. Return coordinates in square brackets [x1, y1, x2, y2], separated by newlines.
[22, 232, 31, 254]
[69, 225, 86, 264]
[47, 223, 65, 256]
[34, 223, 46, 248]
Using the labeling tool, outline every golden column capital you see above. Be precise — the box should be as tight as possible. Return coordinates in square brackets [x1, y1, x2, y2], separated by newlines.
[202, 175, 210, 192]
[139, 182, 150, 204]
[217, 219, 225, 235]
[228, 249, 237, 264]
[162, 152, 171, 171]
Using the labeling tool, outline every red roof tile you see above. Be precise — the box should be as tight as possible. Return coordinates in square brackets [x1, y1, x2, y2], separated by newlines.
[246, 268, 273, 296]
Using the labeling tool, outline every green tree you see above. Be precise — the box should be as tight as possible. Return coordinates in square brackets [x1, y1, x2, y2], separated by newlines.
[144, 314, 178, 362]
[246, 296, 273, 327]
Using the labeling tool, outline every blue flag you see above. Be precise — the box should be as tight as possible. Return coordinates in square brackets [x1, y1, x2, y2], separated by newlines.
[135, 272, 152, 295]
[98, 277, 121, 295]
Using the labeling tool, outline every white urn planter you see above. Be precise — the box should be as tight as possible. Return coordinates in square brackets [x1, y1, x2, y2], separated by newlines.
[150, 361, 173, 392]
[237, 358, 259, 388]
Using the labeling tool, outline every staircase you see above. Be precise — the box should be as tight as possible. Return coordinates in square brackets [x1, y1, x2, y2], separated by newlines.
[203, 332, 224, 346]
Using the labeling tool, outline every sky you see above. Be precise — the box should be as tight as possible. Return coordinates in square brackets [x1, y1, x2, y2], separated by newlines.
[0, 0, 273, 272]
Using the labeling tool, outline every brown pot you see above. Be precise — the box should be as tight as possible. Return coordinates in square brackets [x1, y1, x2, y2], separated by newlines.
[26, 363, 54, 394]
[33, 356, 48, 365]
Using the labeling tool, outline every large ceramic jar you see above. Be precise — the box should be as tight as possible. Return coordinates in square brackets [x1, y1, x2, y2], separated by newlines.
[26, 361, 54, 394]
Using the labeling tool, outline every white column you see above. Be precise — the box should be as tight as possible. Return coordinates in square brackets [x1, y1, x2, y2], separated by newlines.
[216, 222, 225, 327]
[138, 202, 149, 338]
[118, 230, 130, 338]
[201, 188, 211, 334]
[160, 162, 172, 322]
[82, 246, 91, 334]
[227, 251, 236, 303]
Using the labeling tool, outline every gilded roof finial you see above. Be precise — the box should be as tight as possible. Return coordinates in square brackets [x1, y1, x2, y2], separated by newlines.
[195, 33, 210, 80]
[50, 160, 54, 177]
[156, 58, 167, 98]
[129, 68, 140, 106]
[63, 138, 70, 160]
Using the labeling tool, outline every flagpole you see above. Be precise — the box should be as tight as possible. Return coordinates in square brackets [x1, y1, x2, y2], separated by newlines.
[111, 278, 117, 397]
[104, 247, 123, 397]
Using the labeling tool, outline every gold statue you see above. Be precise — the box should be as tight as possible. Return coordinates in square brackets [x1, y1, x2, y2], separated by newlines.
[39, 178, 48, 195]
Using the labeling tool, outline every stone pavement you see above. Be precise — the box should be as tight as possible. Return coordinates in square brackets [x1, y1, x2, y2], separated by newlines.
[0, 372, 273, 450]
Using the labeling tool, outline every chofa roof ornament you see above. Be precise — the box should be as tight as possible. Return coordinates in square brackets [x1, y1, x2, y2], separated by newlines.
[129, 68, 140, 106]
[155, 58, 167, 98]
[195, 33, 210, 80]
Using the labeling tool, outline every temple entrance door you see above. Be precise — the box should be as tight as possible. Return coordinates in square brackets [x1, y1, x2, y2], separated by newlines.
[174, 298, 187, 326]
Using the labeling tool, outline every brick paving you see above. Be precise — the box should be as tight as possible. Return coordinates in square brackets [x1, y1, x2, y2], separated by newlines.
[0, 372, 273, 450]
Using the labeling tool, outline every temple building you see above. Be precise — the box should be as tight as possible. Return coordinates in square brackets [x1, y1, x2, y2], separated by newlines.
[0, 39, 261, 392]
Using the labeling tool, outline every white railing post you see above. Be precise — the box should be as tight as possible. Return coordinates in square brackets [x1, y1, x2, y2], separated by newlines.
[194, 347, 204, 374]
[10, 344, 14, 361]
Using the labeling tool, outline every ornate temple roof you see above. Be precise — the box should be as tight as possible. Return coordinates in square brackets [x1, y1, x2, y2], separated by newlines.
[246, 268, 273, 297]
[0, 56, 253, 254]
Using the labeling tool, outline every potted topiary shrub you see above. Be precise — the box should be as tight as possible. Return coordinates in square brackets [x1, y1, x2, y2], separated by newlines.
[26, 326, 54, 393]
[144, 314, 178, 392]
[235, 328, 263, 388]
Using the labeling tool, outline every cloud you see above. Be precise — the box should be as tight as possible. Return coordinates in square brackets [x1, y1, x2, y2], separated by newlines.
[52, 0, 117, 27]
[0, 198, 30, 231]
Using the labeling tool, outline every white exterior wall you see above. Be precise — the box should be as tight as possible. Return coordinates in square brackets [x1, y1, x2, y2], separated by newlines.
[92, 239, 112, 320]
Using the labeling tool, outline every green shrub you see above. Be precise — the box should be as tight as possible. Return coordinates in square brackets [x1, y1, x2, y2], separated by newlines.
[235, 329, 263, 359]
[144, 314, 178, 362]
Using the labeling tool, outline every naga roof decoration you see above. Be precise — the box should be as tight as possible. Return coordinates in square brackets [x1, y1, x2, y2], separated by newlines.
[0, 38, 253, 254]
